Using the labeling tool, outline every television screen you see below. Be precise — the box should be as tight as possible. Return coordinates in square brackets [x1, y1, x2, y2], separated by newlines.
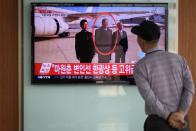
[31, 3, 168, 84]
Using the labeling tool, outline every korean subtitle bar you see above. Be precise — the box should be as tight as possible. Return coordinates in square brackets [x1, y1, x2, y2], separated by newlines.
[35, 63, 135, 76]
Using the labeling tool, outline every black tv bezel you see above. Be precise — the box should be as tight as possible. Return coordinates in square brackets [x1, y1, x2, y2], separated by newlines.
[31, 2, 168, 84]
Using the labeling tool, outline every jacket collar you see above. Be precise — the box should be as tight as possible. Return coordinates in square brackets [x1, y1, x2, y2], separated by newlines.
[146, 47, 163, 55]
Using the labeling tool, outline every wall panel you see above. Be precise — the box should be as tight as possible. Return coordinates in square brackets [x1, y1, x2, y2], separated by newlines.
[0, 0, 19, 131]
[179, 0, 196, 131]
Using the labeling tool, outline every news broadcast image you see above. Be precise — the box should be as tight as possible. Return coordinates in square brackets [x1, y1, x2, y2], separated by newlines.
[32, 4, 167, 83]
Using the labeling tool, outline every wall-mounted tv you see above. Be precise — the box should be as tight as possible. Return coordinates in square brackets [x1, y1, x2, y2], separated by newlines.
[31, 3, 168, 84]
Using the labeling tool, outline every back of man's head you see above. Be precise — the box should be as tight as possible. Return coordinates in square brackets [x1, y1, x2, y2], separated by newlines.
[131, 20, 160, 42]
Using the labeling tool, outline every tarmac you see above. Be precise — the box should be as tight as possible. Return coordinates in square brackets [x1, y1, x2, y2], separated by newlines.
[34, 27, 165, 63]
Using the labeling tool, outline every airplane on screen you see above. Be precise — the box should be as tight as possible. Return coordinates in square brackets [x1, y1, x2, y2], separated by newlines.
[33, 6, 165, 38]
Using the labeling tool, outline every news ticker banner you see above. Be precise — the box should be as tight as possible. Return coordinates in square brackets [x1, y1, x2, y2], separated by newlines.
[34, 63, 135, 76]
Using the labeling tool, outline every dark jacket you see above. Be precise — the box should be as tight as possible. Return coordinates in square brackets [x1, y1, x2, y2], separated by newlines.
[75, 30, 95, 63]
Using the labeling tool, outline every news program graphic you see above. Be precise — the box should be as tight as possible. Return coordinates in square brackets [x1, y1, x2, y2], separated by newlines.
[31, 3, 168, 84]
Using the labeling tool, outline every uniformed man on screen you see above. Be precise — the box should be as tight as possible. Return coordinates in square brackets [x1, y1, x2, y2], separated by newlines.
[75, 19, 95, 63]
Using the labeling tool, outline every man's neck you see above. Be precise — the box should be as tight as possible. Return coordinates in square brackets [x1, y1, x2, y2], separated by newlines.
[143, 43, 158, 53]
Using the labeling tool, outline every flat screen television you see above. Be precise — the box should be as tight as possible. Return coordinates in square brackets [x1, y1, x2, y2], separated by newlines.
[31, 3, 168, 84]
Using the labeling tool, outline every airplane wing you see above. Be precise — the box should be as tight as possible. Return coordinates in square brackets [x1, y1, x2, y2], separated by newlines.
[64, 11, 150, 22]
[35, 6, 151, 22]
[33, 6, 161, 37]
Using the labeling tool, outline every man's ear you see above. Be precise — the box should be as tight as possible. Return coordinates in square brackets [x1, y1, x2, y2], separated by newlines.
[141, 37, 145, 45]
[138, 37, 145, 46]
[138, 37, 146, 52]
